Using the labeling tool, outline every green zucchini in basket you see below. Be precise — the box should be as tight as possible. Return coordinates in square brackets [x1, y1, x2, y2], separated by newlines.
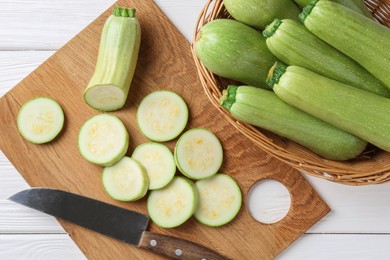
[293, 0, 372, 18]
[220, 85, 367, 160]
[84, 7, 141, 111]
[268, 62, 390, 153]
[194, 19, 276, 89]
[300, 0, 390, 90]
[263, 19, 390, 97]
[223, 0, 301, 29]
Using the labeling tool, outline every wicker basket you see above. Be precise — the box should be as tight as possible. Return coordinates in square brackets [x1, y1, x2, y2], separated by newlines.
[191, 0, 390, 186]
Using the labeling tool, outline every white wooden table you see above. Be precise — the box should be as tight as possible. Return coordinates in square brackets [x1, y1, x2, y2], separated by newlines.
[1, 1, 390, 259]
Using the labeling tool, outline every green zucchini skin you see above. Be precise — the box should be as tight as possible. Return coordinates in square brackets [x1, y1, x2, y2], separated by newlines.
[301, 1, 390, 90]
[194, 19, 276, 89]
[294, 0, 372, 18]
[263, 19, 390, 97]
[84, 7, 141, 111]
[223, 0, 301, 29]
[272, 65, 390, 153]
[221, 85, 367, 160]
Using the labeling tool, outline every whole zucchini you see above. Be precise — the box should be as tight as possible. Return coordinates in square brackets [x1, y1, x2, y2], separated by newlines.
[194, 19, 276, 89]
[293, 0, 372, 18]
[268, 63, 390, 152]
[221, 85, 367, 160]
[223, 0, 300, 29]
[300, 0, 390, 89]
[84, 7, 141, 111]
[263, 19, 390, 97]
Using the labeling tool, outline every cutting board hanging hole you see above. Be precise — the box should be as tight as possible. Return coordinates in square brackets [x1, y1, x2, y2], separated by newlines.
[247, 179, 291, 224]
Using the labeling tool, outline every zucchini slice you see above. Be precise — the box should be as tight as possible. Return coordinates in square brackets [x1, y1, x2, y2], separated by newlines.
[137, 91, 188, 142]
[174, 128, 223, 180]
[17, 97, 64, 144]
[78, 114, 129, 166]
[194, 174, 242, 227]
[147, 176, 198, 228]
[132, 142, 176, 190]
[102, 156, 149, 201]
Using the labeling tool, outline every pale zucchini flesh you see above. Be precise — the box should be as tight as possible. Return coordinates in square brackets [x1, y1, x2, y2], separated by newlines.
[17, 97, 64, 144]
[137, 91, 188, 142]
[147, 176, 198, 228]
[84, 7, 141, 111]
[174, 128, 223, 180]
[132, 142, 176, 190]
[194, 174, 242, 227]
[78, 114, 129, 166]
[102, 156, 149, 201]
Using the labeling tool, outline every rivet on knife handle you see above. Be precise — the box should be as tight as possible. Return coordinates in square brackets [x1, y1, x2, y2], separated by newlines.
[140, 231, 226, 260]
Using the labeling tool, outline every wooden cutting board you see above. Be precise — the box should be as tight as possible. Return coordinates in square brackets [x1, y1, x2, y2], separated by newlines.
[0, 1, 330, 259]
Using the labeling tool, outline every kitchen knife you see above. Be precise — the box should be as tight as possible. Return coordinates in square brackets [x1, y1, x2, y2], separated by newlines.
[9, 188, 226, 260]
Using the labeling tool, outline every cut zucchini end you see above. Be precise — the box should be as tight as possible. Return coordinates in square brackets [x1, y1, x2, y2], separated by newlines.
[132, 142, 176, 190]
[137, 90, 189, 142]
[174, 128, 223, 180]
[78, 114, 129, 166]
[102, 157, 149, 201]
[84, 85, 126, 112]
[17, 97, 65, 144]
[194, 174, 242, 227]
[147, 176, 198, 228]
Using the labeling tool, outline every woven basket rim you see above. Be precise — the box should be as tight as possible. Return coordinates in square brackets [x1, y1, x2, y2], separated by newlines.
[191, 0, 390, 186]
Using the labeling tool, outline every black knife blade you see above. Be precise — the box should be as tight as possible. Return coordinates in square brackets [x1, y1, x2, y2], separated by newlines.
[9, 188, 226, 260]
[9, 188, 148, 245]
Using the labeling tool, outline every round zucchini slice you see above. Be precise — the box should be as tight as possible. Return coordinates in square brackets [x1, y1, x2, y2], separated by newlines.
[102, 156, 149, 201]
[132, 142, 176, 190]
[78, 114, 129, 166]
[147, 176, 198, 228]
[137, 90, 188, 142]
[174, 128, 223, 180]
[17, 97, 64, 144]
[194, 174, 242, 227]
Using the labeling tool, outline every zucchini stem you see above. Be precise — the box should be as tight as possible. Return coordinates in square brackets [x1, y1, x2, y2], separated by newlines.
[266, 62, 288, 88]
[220, 85, 238, 111]
[299, 0, 319, 22]
[263, 19, 282, 39]
[113, 6, 136, 18]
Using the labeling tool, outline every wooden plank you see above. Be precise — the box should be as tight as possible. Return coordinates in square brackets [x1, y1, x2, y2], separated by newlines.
[0, 1, 329, 259]
[0, 234, 85, 259]
[0, 151, 65, 233]
[0, 0, 204, 50]
[0, 52, 54, 96]
[0, 234, 389, 260]
[0, 0, 113, 50]
[306, 175, 390, 234]
[278, 234, 390, 260]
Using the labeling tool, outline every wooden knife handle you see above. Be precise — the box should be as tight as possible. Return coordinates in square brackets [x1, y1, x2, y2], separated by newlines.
[139, 231, 226, 260]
